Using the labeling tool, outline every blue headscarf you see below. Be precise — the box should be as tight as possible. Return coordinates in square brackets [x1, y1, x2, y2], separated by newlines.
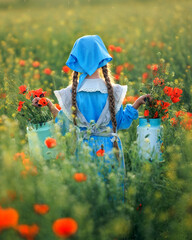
[66, 35, 112, 91]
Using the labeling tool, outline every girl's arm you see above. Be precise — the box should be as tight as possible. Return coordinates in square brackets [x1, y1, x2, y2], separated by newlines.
[116, 94, 152, 130]
[32, 97, 59, 119]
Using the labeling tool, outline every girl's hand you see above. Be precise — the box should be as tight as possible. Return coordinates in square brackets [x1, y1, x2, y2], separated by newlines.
[32, 97, 41, 107]
[132, 94, 152, 110]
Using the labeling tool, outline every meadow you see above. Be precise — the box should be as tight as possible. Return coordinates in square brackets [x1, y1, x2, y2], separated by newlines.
[0, 0, 192, 239]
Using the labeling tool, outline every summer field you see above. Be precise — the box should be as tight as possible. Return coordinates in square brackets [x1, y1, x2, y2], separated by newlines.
[0, 0, 192, 239]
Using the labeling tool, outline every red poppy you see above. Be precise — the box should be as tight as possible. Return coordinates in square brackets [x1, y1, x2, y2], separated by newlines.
[25, 90, 33, 100]
[0, 207, 19, 231]
[153, 78, 164, 86]
[172, 88, 183, 98]
[153, 111, 159, 118]
[43, 68, 52, 75]
[170, 95, 180, 103]
[38, 97, 49, 107]
[44, 137, 57, 148]
[144, 109, 149, 117]
[96, 144, 105, 157]
[175, 110, 185, 117]
[19, 60, 25, 67]
[114, 74, 120, 81]
[108, 45, 116, 51]
[115, 46, 122, 53]
[32, 88, 46, 98]
[16, 224, 39, 240]
[73, 173, 87, 182]
[163, 86, 173, 96]
[151, 64, 159, 71]
[142, 72, 148, 83]
[19, 85, 27, 94]
[115, 65, 124, 74]
[17, 101, 25, 112]
[146, 64, 151, 70]
[33, 204, 49, 215]
[52, 218, 78, 238]
[62, 66, 70, 73]
[162, 113, 169, 121]
[170, 117, 178, 126]
[161, 101, 171, 109]
[32, 61, 40, 68]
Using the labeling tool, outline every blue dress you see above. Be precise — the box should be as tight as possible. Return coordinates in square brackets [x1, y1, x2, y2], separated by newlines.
[54, 81, 139, 201]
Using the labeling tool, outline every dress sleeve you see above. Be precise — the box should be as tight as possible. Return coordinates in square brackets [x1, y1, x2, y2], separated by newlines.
[116, 104, 139, 130]
[55, 110, 70, 136]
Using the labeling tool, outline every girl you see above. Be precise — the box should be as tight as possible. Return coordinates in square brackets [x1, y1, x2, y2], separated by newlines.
[32, 35, 151, 200]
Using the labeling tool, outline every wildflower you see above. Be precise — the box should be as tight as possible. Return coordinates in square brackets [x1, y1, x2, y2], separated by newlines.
[150, 41, 156, 47]
[73, 173, 87, 182]
[62, 66, 70, 73]
[170, 95, 180, 103]
[44, 137, 57, 148]
[151, 64, 159, 71]
[161, 101, 171, 109]
[16, 224, 39, 240]
[33, 204, 49, 215]
[108, 45, 116, 51]
[43, 68, 52, 75]
[114, 74, 120, 81]
[17, 101, 25, 112]
[96, 144, 105, 157]
[153, 78, 164, 86]
[172, 88, 183, 98]
[55, 103, 61, 110]
[19, 60, 25, 67]
[32, 61, 40, 68]
[52, 218, 78, 238]
[122, 97, 127, 105]
[0, 207, 19, 231]
[14, 152, 25, 161]
[144, 109, 149, 117]
[153, 111, 159, 118]
[116, 65, 124, 74]
[19, 85, 27, 94]
[33, 73, 40, 80]
[115, 46, 122, 53]
[175, 110, 185, 117]
[25, 90, 33, 100]
[163, 86, 173, 96]
[170, 117, 178, 126]
[38, 97, 49, 107]
[142, 72, 148, 83]
[146, 64, 151, 70]
[32, 88, 46, 98]
[162, 113, 169, 121]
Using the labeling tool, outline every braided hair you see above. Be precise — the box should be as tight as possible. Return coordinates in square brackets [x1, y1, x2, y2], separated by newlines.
[101, 64, 120, 163]
[71, 71, 79, 125]
[71, 64, 120, 163]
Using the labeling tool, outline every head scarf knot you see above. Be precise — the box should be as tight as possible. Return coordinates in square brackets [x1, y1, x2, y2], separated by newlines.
[66, 35, 112, 91]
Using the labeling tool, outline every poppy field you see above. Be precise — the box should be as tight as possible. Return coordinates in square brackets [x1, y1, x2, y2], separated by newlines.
[0, 0, 192, 239]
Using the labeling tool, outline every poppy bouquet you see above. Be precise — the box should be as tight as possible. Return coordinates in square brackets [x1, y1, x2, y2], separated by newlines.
[142, 59, 183, 121]
[16, 85, 52, 125]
